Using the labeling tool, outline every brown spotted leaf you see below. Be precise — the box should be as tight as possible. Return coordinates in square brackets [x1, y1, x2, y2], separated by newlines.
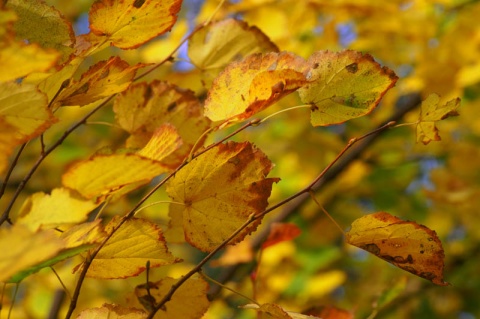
[166, 141, 279, 252]
[346, 212, 448, 286]
[298, 50, 398, 126]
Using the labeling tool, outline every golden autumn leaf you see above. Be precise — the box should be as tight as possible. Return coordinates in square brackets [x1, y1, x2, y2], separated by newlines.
[188, 18, 278, 85]
[55, 57, 145, 107]
[89, 0, 182, 49]
[137, 124, 182, 162]
[416, 93, 461, 144]
[0, 226, 64, 282]
[62, 151, 173, 202]
[298, 50, 398, 126]
[242, 303, 321, 319]
[346, 212, 448, 286]
[166, 141, 279, 252]
[77, 304, 147, 319]
[81, 217, 181, 279]
[131, 277, 209, 318]
[6, 0, 75, 62]
[16, 188, 98, 230]
[7, 220, 104, 283]
[0, 82, 56, 174]
[114, 81, 211, 167]
[0, 8, 60, 82]
[204, 52, 307, 123]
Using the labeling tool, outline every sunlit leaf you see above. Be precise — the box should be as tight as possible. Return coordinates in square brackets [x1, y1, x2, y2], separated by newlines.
[346, 212, 448, 286]
[114, 80, 211, 167]
[0, 82, 56, 174]
[298, 50, 398, 126]
[262, 222, 302, 249]
[416, 93, 460, 144]
[137, 124, 182, 162]
[0, 8, 60, 82]
[17, 188, 98, 230]
[204, 52, 307, 123]
[89, 0, 182, 49]
[188, 18, 278, 85]
[55, 57, 145, 107]
[0, 226, 64, 282]
[76, 304, 147, 319]
[82, 217, 181, 279]
[132, 277, 209, 318]
[166, 141, 279, 252]
[8, 220, 104, 283]
[6, 0, 75, 62]
[62, 153, 170, 202]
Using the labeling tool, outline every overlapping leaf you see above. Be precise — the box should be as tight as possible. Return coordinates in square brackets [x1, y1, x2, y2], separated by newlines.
[55, 57, 145, 107]
[2, 220, 104, 283]
[62, 126, 181, 202]
[298, 50, 398, 126]
[6, 0, 75, 62]
[114, 81, 211, 167]
[77, 304, 147, 319]
[188, 18, 278, 85]
[81, 217, 181, 279]
[16, 188, 98, 230]
[166, 141, 279, 252]
[0, 8, 60, 82]
[89, 0, 182, 49]
[0, 82, 56, 174]
[416, 93, 460, 144]
[346, 212, 448, 286]
[204, 52, 307, 123]
[242, 303, 322, 319]
[132, 277, 209, 318]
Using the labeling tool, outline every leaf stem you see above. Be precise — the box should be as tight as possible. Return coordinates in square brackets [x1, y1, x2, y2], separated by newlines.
[308, 190, 346, 235]
[199, 271, 259, 305]
[259, 105, 311, 124]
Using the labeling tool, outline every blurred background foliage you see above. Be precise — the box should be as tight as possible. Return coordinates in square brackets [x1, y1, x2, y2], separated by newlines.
[4, 0, 480, 318]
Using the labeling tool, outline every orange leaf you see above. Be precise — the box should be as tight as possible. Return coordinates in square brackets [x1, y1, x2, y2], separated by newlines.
[299, 50, 398, 126]
[56, 57, 145, 106]
[204, 52, 307, 123]
[262, 222, 301, 249]
[166, 141, 279, 252]
[303, 306, 353, 319]
[346, 212, 448, 286]
[89, 0, 182, 49]
[114, 81, 211, 167]
[81, 217, 181, 279]
[132, 277, 209, 318]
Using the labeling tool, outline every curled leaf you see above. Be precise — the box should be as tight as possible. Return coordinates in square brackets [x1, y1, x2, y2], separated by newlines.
[346, 212, 448, 286]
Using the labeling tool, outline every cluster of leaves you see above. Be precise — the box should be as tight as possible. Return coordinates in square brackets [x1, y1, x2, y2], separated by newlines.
[2, 0, 479, 318]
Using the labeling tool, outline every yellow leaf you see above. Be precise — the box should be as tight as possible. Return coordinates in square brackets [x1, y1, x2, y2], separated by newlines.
[137, 124, 183, 162]
[0, 8, 60, 82]
[204, 52, 307, 123]
[242, 303, 292, 319]
[89, 0, 182, 49]
[114, 81, 211, 167]
[61, 220, 105, 249]
[298, 50, 398, 126]
[82, 217, 181, 279]
[56, 57, 145, 107]
[188, 18, 278, 85]
[0, 82, 56, 174]
[346, 212, 448, 286]
[62, 153, 169, 202]
[77, 304, 147, 319]
[132, 277, 209, 318]
[6, 0, 75, 62]
[0, 225, 64, 282]
[166, 141, 279, 252]
[416, 93, 460, 144]
[17, 188, 98, 230]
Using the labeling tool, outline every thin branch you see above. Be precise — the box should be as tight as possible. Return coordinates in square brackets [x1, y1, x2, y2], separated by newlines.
[0, 143, 27, 200]
[0, 98, 111, 226]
